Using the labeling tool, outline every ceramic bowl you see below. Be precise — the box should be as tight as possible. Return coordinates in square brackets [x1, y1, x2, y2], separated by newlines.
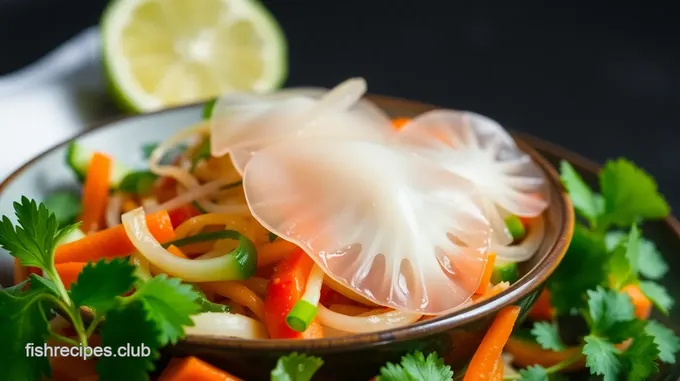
[0, 96, 574, 380]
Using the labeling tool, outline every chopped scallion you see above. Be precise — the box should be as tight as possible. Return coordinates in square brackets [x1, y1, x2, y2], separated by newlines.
[286, 300, 318, 332]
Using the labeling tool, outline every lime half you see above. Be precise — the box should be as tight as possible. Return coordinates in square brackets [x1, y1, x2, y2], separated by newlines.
[102, 0, 287, 112]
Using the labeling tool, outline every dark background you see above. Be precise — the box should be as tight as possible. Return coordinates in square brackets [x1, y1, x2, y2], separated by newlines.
[1, 1, 679, 206]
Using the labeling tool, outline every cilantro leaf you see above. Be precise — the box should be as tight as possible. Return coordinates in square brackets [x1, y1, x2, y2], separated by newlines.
[583, 335, 621, 381]
[518, 365, 548, 381]
[43, 191, 81, 227]
[638, 281, 673, 315]
[530, 322, 565, 351]
[270, 353, 324, 381]
[605, 231, 668, 280]
[29, 274, 59, 296]
[0, 288, 57, 381]
[599, 159, 669, 228]
[606, 319, 648, 345]
[377, 351, 453, 381]
[645, 320, 680, 364]
[586, 286, 635, 335]
[620, 332, 659, 381]
[133, 275, 201, 345]
[2, 279, 28, 295]
[0, 197, 78, 270]
[608, 225, 640, 290]
[548, 225, 609, 314]
[97, 301, 161, 381]
[70, 259, 136, 314]
[559, 160, 600, 227]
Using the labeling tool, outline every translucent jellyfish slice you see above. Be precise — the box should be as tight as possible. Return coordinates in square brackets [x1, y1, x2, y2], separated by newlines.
[210, 78, 394, 174]
[395, 110, 550, 245]
[243, 138, 492, 314]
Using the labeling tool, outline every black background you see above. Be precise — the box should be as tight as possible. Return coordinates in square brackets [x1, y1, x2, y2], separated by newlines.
[1, 1, 679, 207]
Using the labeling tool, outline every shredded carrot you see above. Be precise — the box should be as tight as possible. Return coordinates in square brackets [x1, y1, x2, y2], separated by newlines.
[122, 199, 139, 213]
[463, 305, 521, 381]
[392, 117, 411, 130]
[527, 289, 555, 321]
[79, 152, 112, 233]
[157, 356, 243, 381]
[475, 252, 497, 295]
[623, 284, 652, 320]
[55, 210, 175, 264]
[473, 282, 510, 303]
[203, 281, 266, 321]
[506, 337, 632, 372]
[166, 245, 188, 259]
[489, 355, 504, 381]
[55, 262, 87, 289]
[50, 352, 98, 380]
[256, 239, 299, 268]
[13, 258, 28, 284]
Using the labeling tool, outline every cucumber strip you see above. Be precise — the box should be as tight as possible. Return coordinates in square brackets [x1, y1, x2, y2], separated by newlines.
[66, 142, 131, 187]
[505, 215, 527, 241]
[491, 262, 520, 284]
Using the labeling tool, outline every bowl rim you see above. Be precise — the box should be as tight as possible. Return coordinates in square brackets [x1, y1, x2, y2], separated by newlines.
[0, 94, 575, 352]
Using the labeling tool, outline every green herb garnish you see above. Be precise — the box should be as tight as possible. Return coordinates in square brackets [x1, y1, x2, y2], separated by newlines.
[43, 190, 81, 227]
[507, 159, 679, 380]
[271, 353, 324, 381]
[377, 351, 453, 381]
[119, 171, 158, 196]
[0, 197, 203, 381]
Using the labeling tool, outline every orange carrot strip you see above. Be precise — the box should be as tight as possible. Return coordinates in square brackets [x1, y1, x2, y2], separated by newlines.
[392, 118, 411, 130]
[489, 355, 504, 381]
[157, 356, 243, 381]
[473, 282, 510, 303]
[55, 210, 176, 264]
[623, 284, 652, 320]
[122, 199, 139, 213]
[463, 305, 521, 381]
[166, 245, 188, 259]
[55, 262, 87, 289]
[527, 289, 555, 321]
[79, 152, 112, 233]
[13, 257, 28, 285]
[505, 337, 632, 372]
[475, 253, 497, 295]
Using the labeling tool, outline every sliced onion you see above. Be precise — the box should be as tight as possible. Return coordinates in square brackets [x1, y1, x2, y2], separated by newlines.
[494, 215, 545, 263]
[148, 121, 208, 189]
[122, 207, 253, 282]
[316, 304, 422, 333]
[105, 194, 123, 228]
[184, 312, 269, 339]
[148, 180, 226, 213]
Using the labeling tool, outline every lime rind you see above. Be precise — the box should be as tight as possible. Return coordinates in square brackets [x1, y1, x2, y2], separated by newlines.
[100, 0, 288, 113]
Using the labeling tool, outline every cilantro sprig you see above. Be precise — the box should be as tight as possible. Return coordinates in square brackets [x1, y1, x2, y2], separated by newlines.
[268, 351, 453, 381]
[0, 197, 202, 381]
[505, 159, 679, 380]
